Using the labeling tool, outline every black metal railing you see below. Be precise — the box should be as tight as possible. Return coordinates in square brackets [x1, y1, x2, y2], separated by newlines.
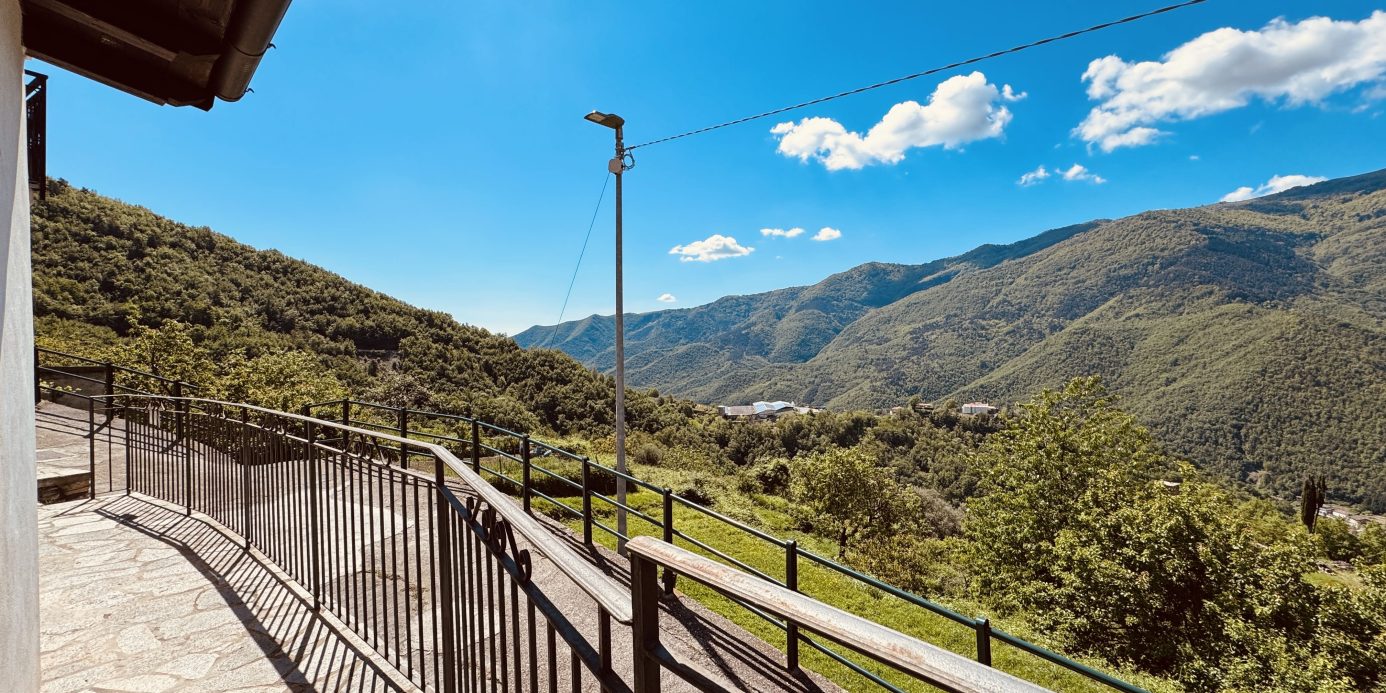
[37, 379, 1051, 693]
[51, 391, 633, 693]
[308, 398, 1142, 693]
[35, 346, 198, 401]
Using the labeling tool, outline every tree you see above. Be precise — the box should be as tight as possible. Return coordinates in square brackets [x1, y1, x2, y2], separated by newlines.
[963, 377, 1360, 689]
[790, 446, 914, 558]
[1359, 524, 1386, 567]
[216, 349, 347, 413]
[1315, 518, 1362, 562]
[966, 377, 1166, 608]
[1300, 475, 1327, 533]
[111, 320, 216, 391]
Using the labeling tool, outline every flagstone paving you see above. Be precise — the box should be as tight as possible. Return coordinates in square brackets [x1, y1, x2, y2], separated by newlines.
[38, 495, 410, 692]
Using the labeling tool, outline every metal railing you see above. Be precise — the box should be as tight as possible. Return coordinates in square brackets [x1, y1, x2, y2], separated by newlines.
[35, 346, 198, 401]
[52, 390, 633, 693]
[628, 536, 1052, 693]
[307, 398, 1141, 693]
[37, 379, 1052, 692]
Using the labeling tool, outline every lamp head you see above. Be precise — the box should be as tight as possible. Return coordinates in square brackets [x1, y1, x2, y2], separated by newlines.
[584, 110, 624, 129]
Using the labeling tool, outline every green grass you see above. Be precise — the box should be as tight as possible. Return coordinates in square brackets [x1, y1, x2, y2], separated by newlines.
[1304, 570, 1365, 591]
[500, 457, 1178, 693]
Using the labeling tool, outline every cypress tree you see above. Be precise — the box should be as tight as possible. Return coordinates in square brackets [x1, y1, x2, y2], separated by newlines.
[1300, 475, 1327, 533]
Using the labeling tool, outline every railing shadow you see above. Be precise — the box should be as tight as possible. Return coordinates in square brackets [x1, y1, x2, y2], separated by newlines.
[92, 495, 408, 692]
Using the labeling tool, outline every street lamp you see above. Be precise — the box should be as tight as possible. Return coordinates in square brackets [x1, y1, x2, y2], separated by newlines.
[584, 109, 630, 553]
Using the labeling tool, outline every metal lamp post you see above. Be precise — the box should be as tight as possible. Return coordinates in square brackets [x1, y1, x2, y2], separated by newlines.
[584, 110, 630, 553]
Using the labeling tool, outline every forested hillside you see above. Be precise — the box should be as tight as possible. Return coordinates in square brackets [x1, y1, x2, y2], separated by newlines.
[519, 170, 1386, 510]
[30, 178, 664, 437]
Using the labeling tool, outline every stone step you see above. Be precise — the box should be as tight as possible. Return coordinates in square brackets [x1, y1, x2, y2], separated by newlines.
[37, 466, 89, 504]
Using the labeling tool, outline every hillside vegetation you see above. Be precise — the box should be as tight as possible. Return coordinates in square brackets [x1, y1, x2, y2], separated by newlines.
[518, 170, 1386, 510]
[30, 177, 1386, 692]
[30, 178, 669, 437]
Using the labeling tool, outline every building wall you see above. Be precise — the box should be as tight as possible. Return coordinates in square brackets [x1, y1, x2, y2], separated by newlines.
[0, 0, 39, 689]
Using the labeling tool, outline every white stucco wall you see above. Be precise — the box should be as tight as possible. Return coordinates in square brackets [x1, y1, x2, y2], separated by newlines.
[0, 0, 38, 690]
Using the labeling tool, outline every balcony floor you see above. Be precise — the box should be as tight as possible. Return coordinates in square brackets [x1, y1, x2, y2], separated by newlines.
[38, 494, 411, 693]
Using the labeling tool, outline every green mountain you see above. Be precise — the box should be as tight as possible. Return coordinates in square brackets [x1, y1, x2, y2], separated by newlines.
[29, 179, 643, 438]
[518, 170, 1386, 509]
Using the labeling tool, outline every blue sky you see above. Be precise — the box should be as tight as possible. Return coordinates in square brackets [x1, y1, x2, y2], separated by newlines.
[36, 1, 1386, 334]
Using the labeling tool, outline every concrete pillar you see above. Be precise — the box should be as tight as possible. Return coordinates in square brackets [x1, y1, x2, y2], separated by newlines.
[0, 0, 39, 689]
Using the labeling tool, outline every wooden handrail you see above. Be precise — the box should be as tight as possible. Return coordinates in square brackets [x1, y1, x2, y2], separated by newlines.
[627, 536, 1053, 693]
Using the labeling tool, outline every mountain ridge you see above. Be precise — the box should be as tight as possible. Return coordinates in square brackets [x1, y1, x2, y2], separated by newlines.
[518, 169, 1386, 508]
[517, 220, 1104, 371]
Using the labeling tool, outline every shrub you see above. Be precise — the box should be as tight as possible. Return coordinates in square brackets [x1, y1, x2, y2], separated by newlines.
[633, 443, 664, 467]
[739, 458, 791, 495]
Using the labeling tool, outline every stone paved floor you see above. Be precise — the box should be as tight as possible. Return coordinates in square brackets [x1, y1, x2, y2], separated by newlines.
[38, 495, 411, 693]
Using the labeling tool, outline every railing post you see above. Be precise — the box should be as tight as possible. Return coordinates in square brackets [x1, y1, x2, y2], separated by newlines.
[175, 381, 189, 515]
[103, 362, 115, 422]
[786, 540, 799, 670]
[341, 399, 351, 431]
[307, 420, 322, 611]
[470, 419, 481, 474]
[33, 344, 41, 403]
[599, 606, 613, 681]
[974, 616, 993, 666]
[581, 457, 593, 546]
[521, 435, 532, 513]
[87, 398, 95, 500]
[630, 550, 663, 693]
[123, 403, 131, 496]
[434, 452, 459, 693]
[241, 408, 251, 550]
[398, 407, 408, 469]
[661, 488, 676, 594]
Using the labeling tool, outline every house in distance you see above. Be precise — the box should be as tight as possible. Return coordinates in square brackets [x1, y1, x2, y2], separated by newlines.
[718, 400, 818, 421]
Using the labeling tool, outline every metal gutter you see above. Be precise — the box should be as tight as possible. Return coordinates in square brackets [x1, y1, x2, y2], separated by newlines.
[209, 0, 293, 101]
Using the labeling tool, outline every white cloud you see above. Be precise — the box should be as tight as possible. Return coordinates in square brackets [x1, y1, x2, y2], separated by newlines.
[770, 72, 1019, 170]
[1189, 154, 1200, 161]
[760, 227, 805, 238]
[1059, 163, 1107, 184]
[1017, 163, 1105, 186]
[1220, 174, 1326, 202]
[1017, 165, 1050, 186]
[668, 234, 754, 262]
[657, 293, 677, 303]
[1077, 11, 1386, 151]
[812, 227, 842, 242]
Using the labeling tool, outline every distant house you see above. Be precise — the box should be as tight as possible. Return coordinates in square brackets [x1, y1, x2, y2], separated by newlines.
[961, 402, 997, 416]
[913, 401, 934, 413]
[719, 401, 816, 420]
[1318, 505, 1379, 532]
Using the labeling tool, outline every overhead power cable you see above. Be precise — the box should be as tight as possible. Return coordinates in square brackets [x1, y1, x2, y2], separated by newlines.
[627, 0, 1208, 151]
[542, 172, 611, 349]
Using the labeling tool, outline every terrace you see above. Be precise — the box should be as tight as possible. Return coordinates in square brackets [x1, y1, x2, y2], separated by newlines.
[27, 349, 1141, 693]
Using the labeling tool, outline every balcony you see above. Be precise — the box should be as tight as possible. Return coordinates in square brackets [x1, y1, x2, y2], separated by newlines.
[32, 354, 1073, 693]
